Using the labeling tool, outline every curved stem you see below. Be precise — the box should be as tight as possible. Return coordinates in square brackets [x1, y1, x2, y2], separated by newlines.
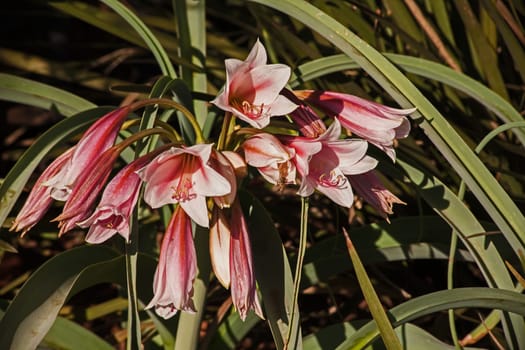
[285, 196, 309, 349]
[154, 119, 183, 142]
[174, 225, 211, 350]
[125, 228, 140, 350]
[116, 127, 179, 151]
[217, 112, 233, 150]
[121, 118, 182, 142]
[129, 98, 205, 143]
[474, 122, 525, 153]
[121, 118, 141, 130]
[228, 127, 262, 151]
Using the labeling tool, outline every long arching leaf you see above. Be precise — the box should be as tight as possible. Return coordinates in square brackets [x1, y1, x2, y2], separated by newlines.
[0, 310, 115, 350]
[0, 246, 119, 350]
[341, 287, 525, 349]
[303, 322, 484, 350]
[0, 73, 95, 116]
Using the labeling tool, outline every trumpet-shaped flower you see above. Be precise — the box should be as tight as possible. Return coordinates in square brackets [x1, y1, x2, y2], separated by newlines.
[348, 170, 405, 221]
[243, 133, 296, 187]
[137, 143, 231, 228]
[10, 147, 75, 236]
[147, 206, 197, 318]
[211, 39, 297, 128]
[295, 90, 415, 160]
[281, 89, 327, 138]
[210, 201, 265, 321]
[77, 151, 160, 243]
[44, 107, 131, 201]
[54, 144, 122, 235]
[282, 120, 377, 207]
[208, 151, 251, 289]
[229, 201, 264, 321]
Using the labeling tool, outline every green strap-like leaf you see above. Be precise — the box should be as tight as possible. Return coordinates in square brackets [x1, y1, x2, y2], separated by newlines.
[0, 73, 95, 116]
[208, 311, 260, 350]
[303, 322, 484, 350]
[0, 309, 115, 350]
[0, 244, 162, 350]
[0, 246, 119, 350]
[43, 316, 115, 350]
[454, 0, 509, 100]
[341, 287, 525, 349]
[344, 229, 403, 350]
[429, 0, 457, 47]
[397, 158, 525, 347]
[479, 0, 525, 82]
[181, 0, 208, 128]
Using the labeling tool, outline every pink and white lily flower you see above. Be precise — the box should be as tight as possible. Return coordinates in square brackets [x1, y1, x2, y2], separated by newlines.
[211, 39, 297, 128]
[243, 133, 296, 187]
[348, 170, 405, 221]
[210, 202, 264, 321]
[44, 106, 131, 201]
[77, 151, 160, 243]
[209, 151, 249, 290]
[229, 200, 264, 321]
[295, 90, 415, 160]
[10, 147, 75, 236]
[282, 120, 378, 207]
[137, 143, 231, 228]
[147, 206, 197, 319]
[54, 144, 123, 236]
[281, 89, 327, 138]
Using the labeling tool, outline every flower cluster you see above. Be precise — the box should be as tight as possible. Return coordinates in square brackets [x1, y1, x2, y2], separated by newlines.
[10, 40, 414, 320]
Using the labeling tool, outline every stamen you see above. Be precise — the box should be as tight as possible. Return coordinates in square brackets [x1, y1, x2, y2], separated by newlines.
[318, 171, 347, 188]
[241, 100, 270, 119]
[171, 178, 196, 202]
[276, 162, 289, 191]
[170, 155, 197, 202]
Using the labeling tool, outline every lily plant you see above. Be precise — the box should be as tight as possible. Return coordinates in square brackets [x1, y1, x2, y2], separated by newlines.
[9, 39, 414, 328]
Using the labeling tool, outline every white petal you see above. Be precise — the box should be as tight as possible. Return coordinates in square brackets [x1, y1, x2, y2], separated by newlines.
[180, 195, 209, 227]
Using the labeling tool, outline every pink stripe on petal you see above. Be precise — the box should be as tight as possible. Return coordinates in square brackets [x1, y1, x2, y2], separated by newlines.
[147, 207, 197, 318]
[230, 201, 263, 320]
[210, 207, 231, 288]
